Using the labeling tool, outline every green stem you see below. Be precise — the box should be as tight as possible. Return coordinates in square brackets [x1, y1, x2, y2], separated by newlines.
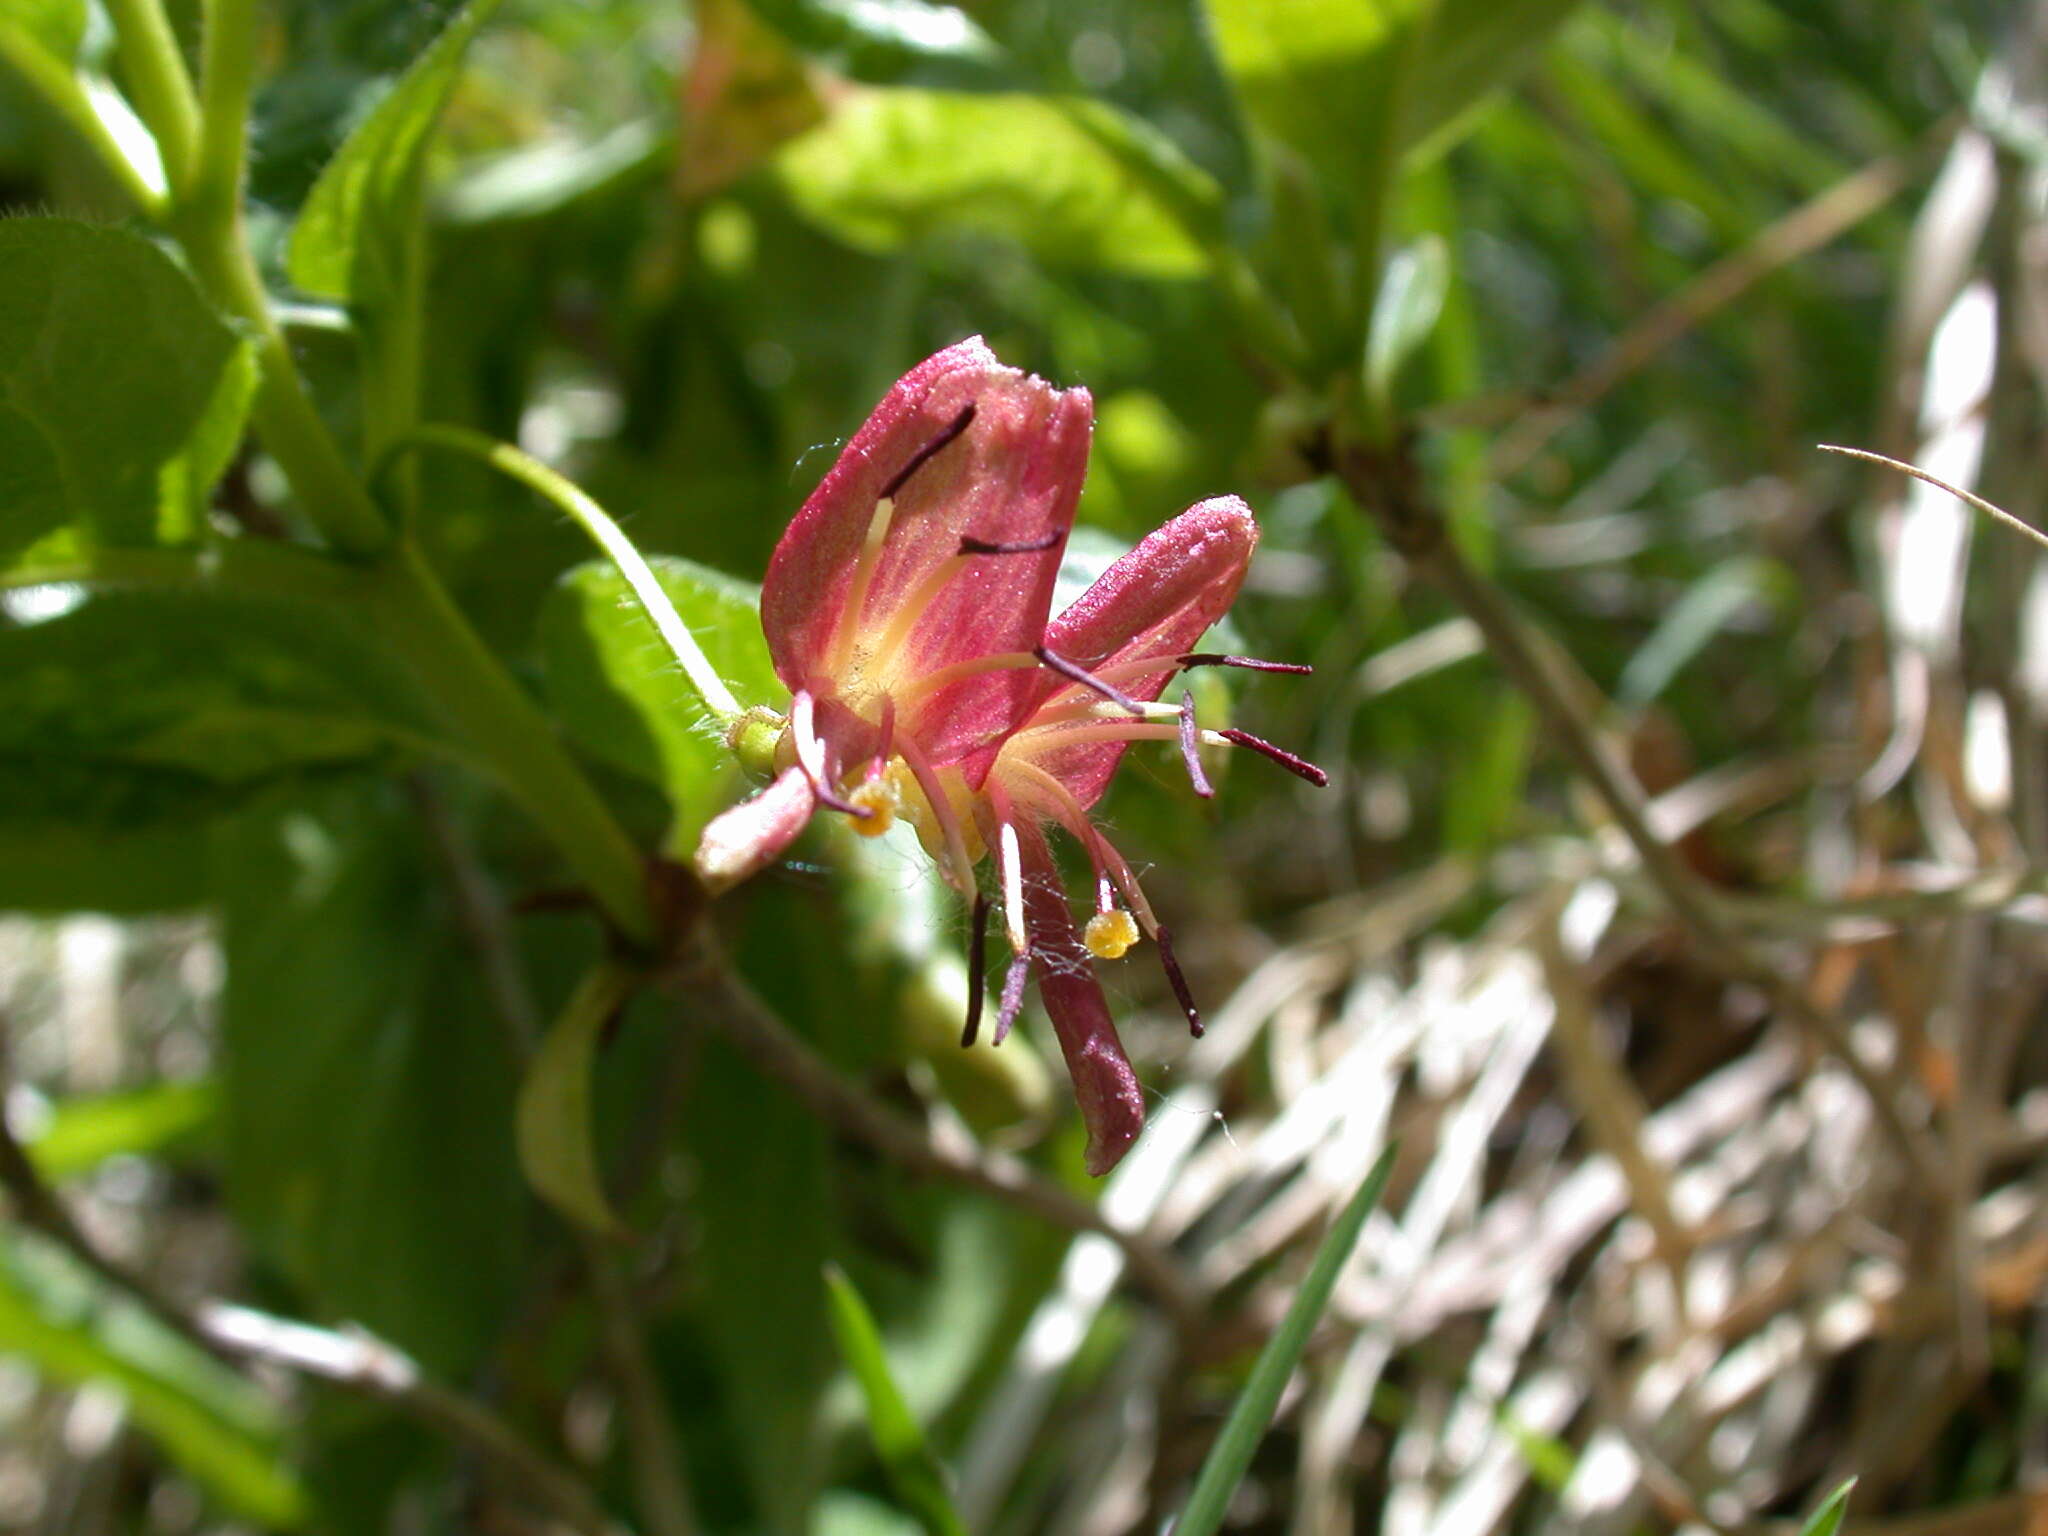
[365, 543, 657, 945]
[384, 426, 743, 720]
[104, 0, 200, 198]
[182, 0, 390, 557]
[0, 25, 162, 216]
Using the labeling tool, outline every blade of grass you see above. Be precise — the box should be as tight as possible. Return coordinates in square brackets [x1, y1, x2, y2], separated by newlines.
[823, 1263, 968, 1536]
[1170, 1144, 1398, 1536]
[1800, 1478, 1856, 1536]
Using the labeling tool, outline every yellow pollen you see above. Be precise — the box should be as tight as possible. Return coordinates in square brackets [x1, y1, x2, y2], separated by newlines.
[846, 777, 899, 836]
[1084, 909, 1141, 960]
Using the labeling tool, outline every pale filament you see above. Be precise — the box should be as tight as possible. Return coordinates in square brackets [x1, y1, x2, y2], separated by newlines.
[890, 648, 1043, 705]
[1001, 759, 1160, 933]
[790, 690, 834, 791]
[826, 495, 899, 676]
[1009, 721, 1233, 754]
[1027, 696, 1183, 730]
[997, 819, 1027, 954]
[894, 731, 978, 895]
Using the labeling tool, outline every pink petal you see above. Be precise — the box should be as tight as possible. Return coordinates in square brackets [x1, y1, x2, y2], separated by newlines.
[1015, 822, 1145, 1176]
[760, 337, 1092, 762]
[692, 765, 815, 892]
[998, 496, 1258, 804]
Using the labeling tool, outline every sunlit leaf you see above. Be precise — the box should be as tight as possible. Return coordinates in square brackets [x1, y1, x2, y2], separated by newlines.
[26, 1080, 217, 1181]
[0, 220, 252, 559]
[776, 90, 1217, 277]
[288, 0, 504, 302]
[1202, 0, 1584, 200]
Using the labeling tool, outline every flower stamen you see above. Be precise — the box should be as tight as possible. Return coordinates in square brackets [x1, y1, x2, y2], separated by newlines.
[792, 690, 871, 819]
[994, 953, 1029, 1046]
[961, 893, 990, 1047]
[1033, 645, 1146, 715]
[1084, 908, 1140, 959]
[1216, 727, 1330, 786]
[1178, 653, 1315, 675]
[1154, 925, 1203, 1037]
[1178, 688, 1214, 799]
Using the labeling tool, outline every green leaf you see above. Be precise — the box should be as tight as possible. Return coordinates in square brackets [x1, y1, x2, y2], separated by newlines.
[1201, 0, 1584, 200]
[824, 1264, 968, 1536]
[287, 0, 504, 302]
[0, 1228, 306, 1526]
[776, 91, 1217, 277]
[25, 1080, 218, 1182]
[0, 589, 459, 904]
[515, 964, 632, 1234]
[539, 554, 780, 841]
[8, 0, 86, 65]
[742, 0, 1020, 91]
[1363, 234, 1448, 411]
[215, 782, 525, 1375]
[1171, 1145, 1398, 1536]
[1799, 1479, 1856, 1536]
[0, 219, 253, 559]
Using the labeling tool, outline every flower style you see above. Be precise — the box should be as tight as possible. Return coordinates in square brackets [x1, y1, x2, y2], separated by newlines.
[696, 338, 1325, 1175]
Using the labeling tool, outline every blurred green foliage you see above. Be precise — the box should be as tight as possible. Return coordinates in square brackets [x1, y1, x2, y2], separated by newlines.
[0, 0, 2021, 1530]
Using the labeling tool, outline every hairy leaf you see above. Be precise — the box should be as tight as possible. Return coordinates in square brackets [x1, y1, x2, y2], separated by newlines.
[288, 0, 503, 300]
[540, 554, 780, 840]
[0, 220, 252, 559]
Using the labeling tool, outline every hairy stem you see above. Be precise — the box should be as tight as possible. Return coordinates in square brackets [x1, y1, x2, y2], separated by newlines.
[104, 0, 200, 198]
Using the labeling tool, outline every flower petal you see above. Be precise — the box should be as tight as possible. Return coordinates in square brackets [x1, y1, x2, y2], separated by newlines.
[1015, 822, 1145, 1175]
[760, 336, 1092, 759]
[1000, 495, 1258, 804]
[693, 765, 815, 892]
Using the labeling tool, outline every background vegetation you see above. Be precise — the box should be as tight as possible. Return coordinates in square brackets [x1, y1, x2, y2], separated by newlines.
[0, 0, 2036, 1532]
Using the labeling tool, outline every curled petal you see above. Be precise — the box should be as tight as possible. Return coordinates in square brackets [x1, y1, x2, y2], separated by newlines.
[997, 496, 1258, 804]
[693, 765, 816, 892]
[760, 336, 1092, 757]
[1015, 822, 1145, 1175]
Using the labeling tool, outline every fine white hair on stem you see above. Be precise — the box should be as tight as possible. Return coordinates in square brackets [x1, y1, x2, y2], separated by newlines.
[1819, 442, 2048, 555]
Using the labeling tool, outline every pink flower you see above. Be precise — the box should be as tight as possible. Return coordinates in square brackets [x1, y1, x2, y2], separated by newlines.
[697, 337, 1324, 1174]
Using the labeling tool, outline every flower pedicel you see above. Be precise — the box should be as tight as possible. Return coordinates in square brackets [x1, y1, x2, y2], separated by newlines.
[697, 337, 1325, 1174]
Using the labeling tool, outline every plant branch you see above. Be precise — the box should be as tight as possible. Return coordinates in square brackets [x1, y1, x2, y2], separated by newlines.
[178, 0, 390, 557]
[0, 1089, 618, 1536]
[1328, 437, 1945, 1192]
[684, 939, 1204, 1324]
